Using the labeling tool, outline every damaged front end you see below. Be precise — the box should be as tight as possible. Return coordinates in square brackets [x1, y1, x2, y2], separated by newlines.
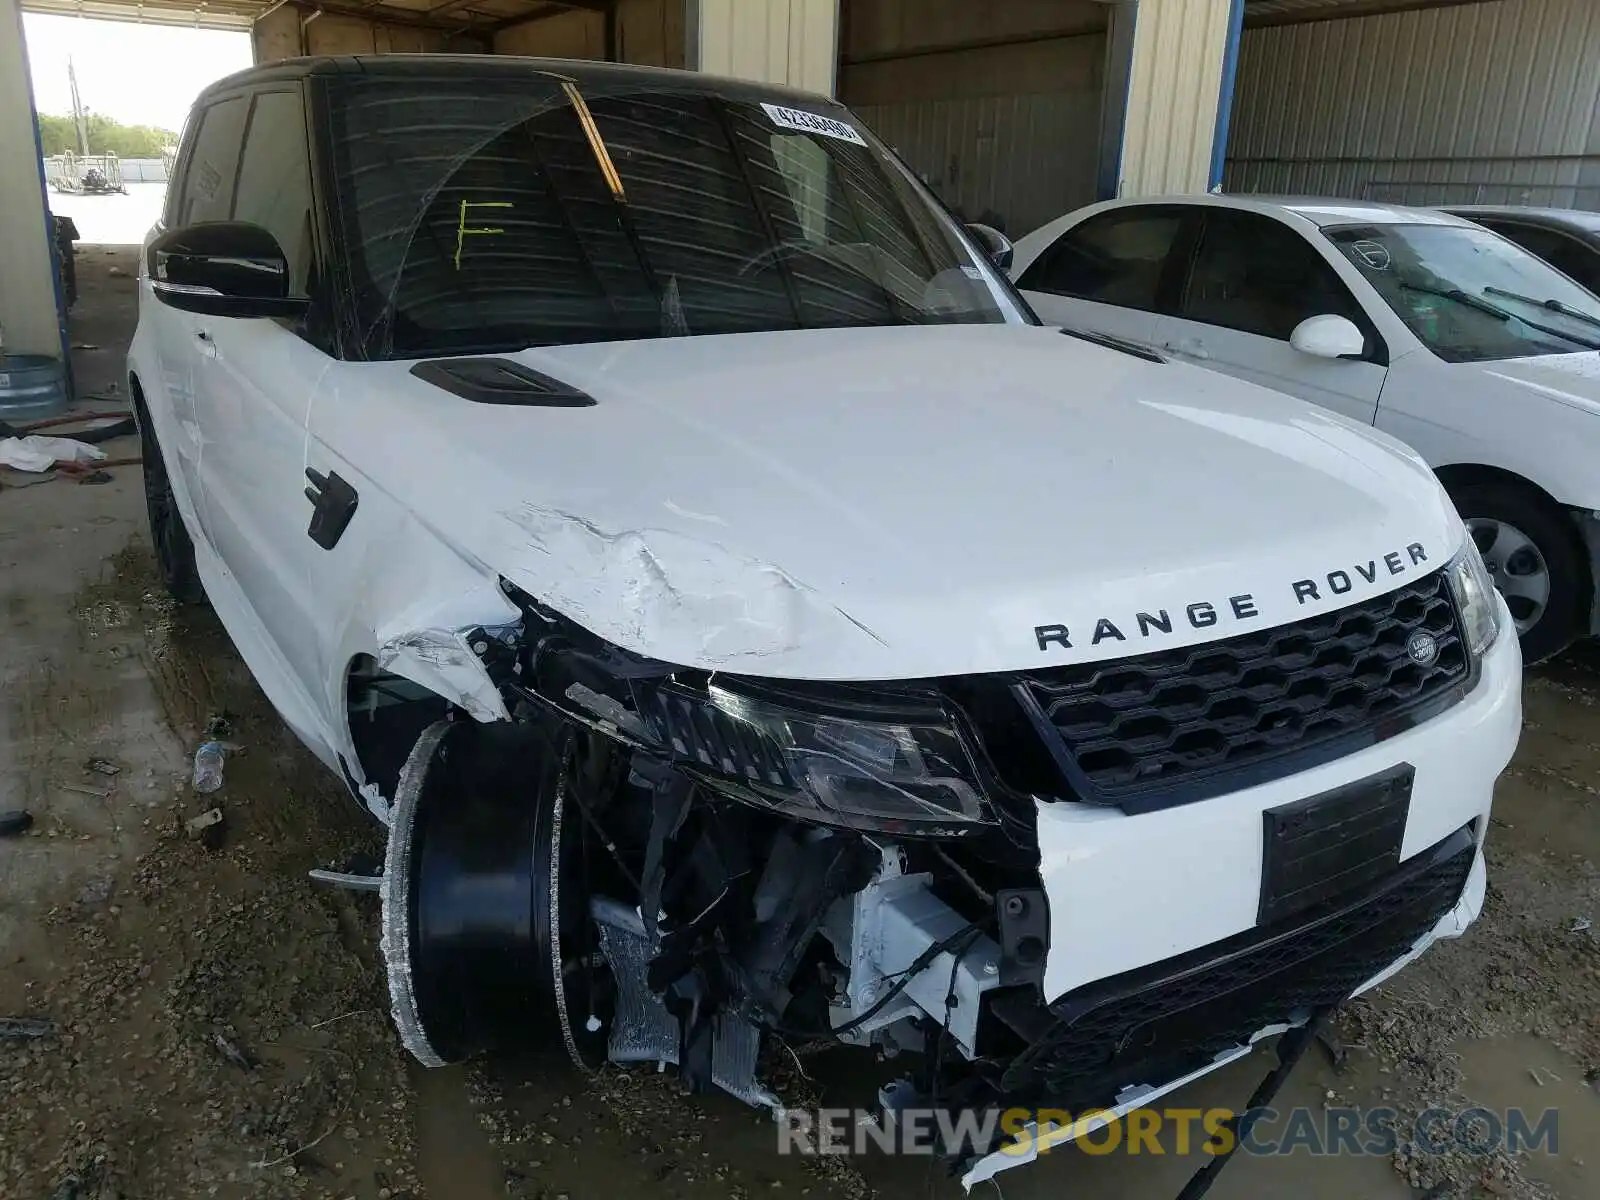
[372, 576, 1491, 1187]
[376, 582, 1075, 1164]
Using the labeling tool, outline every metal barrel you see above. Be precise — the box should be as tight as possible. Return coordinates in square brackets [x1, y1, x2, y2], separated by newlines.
[0, 355, 70, 422]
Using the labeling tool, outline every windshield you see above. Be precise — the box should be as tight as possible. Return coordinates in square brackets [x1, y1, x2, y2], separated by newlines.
[323, 77, 1024, 359]
[1323, 222, 1600, 363]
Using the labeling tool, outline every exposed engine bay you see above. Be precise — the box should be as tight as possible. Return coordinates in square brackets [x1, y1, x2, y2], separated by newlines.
[369, 582, 1080, 1164]
[361, 576, 1492, 1183]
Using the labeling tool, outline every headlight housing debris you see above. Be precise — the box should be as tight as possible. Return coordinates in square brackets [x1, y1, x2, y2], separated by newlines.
[633, 677, 995, 836]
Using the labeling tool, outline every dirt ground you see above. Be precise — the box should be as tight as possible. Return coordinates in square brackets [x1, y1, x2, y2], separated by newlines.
[0, 248, 1594, 1200]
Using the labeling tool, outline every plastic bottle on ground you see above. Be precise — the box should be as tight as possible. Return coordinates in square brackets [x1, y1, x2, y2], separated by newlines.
[192, 741, 226, 793]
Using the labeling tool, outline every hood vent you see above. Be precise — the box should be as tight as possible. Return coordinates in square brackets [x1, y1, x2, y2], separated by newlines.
[410, 358, 597, 407]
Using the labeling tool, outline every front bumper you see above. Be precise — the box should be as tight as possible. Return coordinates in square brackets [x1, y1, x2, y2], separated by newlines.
[961, 842, 1488, 1189]
[957, 614, 1519, 1188]
[1033, 612, 1520, 1000]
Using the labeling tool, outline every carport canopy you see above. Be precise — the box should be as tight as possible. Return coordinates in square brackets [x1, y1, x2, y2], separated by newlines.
[0, 0, 1487, 363]
[18, 0, 602, 34]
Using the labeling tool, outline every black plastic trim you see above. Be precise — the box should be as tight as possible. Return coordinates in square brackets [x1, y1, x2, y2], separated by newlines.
[1258, 764, 1412, 926]
[1014, 571, 1480, 815]
[1017, 669, 1470, 816]
[1050, 823, 1475, 1029]
[1058, 325, 1165, 362]
[410, 357, 597, 407]
[304, 466, 359, 549]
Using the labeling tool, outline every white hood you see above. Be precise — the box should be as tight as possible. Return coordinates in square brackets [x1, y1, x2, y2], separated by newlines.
[338, 324, 1463, 680]
[1482, 350, 1600, 416]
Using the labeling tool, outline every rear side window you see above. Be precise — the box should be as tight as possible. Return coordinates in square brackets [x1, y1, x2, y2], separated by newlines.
[1180, 210, 1365, 342]
[176, 96, 248, 226]
[233, 89, 316, 295]
[1018, 209, 1184, 311]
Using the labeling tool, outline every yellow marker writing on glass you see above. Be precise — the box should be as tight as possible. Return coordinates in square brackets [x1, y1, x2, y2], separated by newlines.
[455, 199, 513, 270]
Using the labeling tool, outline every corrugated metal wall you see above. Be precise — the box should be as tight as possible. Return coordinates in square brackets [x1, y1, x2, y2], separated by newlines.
[494, 0, 683, 66]
[616, 0, 688, 68]
[253, 1, 683, 68]
[839, 0, 1107, 238]
[1227, 0, 1600, 206]
[1120, 0, 1236, 197]
[494, 8, 605, 56]
[696, 0, 838, 95]
[253, 6, 486, 60]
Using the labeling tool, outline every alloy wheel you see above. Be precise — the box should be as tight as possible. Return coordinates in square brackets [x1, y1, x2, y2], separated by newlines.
[1466, 516, 1551, 635]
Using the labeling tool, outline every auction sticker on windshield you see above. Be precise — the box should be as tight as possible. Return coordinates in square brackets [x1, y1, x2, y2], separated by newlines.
[762, 102, 866, 145]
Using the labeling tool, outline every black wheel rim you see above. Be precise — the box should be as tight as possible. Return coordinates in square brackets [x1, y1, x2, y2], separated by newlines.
[407, 728, 615, 1065]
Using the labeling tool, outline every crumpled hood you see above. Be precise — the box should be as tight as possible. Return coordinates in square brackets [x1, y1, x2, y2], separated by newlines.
[1481, 350, 1600, 415]
[352, 324, 1464, 680]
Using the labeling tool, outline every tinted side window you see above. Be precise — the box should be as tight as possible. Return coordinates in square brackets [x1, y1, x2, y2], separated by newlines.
[233, 89, 315, 295]
[1484, 223, 1600, 292]
[163, 109, 201, 227]
[1019, 210, 1184, 311]
[1182, 211, 1363, 342]
[177, 96, 248, 226]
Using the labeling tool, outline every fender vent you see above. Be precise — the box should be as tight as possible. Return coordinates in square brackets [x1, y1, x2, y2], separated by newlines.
[410, 357, 596, 407]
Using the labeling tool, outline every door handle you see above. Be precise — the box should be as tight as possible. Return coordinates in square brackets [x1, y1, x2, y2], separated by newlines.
[304, 467, 359, 550]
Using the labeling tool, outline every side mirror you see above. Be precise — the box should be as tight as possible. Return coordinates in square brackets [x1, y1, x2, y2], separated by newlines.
[966, 222, 1014, 271]
[1290, 314, 1365, 360]
[148, 221, 307, 319]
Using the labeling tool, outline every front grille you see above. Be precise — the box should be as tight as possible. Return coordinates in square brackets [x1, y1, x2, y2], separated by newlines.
[1018, 570, 1471, 809]
[995, 825, 1475, 1108]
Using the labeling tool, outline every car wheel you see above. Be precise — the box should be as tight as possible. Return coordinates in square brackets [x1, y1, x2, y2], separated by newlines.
[1450, 481, 1587, 663]
[139, 408, 205, 605]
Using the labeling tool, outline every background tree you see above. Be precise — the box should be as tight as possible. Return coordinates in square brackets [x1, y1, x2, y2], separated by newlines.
[36, 110, 177, 157]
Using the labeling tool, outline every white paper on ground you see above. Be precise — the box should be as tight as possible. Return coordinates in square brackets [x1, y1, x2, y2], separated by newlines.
[0, 436, 108, 473]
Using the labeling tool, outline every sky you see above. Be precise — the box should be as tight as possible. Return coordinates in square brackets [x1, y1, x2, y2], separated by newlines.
[23, 13, 254, 133]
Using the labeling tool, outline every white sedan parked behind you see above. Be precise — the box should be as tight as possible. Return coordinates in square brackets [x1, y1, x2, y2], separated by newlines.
[1011, 196, 1600, 661]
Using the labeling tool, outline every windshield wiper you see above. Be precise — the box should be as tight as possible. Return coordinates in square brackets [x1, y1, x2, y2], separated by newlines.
[1401, 281, 1600, 350]
[1400, 280, 1509, 320]
[1483, 285, 1600, 332]
[1058, 325, 1165, 363]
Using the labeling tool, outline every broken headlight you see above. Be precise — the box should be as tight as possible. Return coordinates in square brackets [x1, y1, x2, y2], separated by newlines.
[1444, 537, 1503, 659]
[635, 678, 994, 836]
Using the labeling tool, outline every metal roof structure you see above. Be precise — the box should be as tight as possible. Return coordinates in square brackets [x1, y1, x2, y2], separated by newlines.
[19, 0, 609, 34]
[17, 0, 1492, 36]
[1244, 0, 1491, 24]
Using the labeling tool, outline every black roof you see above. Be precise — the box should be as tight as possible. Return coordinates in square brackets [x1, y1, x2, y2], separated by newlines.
[1444, 205, 1600, 235]
[197, 54, 835, 110]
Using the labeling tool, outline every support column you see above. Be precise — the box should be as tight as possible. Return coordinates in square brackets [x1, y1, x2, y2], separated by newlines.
[1209, 0, 1247, 191]
[693, 0, 838, 96]
[0, 0, 64, 358]
[1117, 0, 1238, 198]
[1096, 1, 1137, 202]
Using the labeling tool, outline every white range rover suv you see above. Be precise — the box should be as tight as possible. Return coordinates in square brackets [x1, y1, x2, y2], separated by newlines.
[130, 55, 1521, 1189]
